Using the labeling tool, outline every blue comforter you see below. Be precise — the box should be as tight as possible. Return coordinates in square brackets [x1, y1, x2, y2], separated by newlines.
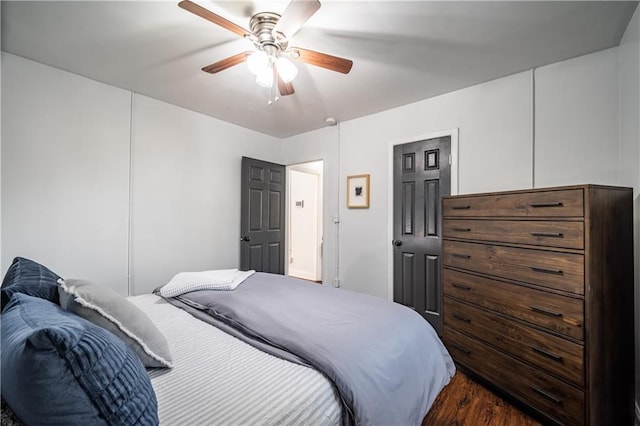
[164, 272, 455, 426]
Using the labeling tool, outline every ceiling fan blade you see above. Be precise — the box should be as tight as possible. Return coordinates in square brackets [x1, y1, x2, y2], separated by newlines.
[179, 0, 251, 38]
[277, 77, 295, 96]
[273, 0, 321, 39]
[291, 47, 353, 74]
[273, 66, 295, 96]
[202, 52, 251, 74]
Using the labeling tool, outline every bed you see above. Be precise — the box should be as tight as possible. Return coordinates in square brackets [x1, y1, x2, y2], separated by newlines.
[1, 257, 455, 425]
[135, 293, 346, 425]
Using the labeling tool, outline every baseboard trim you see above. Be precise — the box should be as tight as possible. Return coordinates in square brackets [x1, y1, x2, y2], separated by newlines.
[288, 268, 318, 282]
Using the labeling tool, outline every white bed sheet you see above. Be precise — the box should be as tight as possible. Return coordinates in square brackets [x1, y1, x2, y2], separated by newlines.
[129, 294, 345, 425]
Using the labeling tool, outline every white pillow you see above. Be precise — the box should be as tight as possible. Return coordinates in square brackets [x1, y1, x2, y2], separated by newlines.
[159, 269, 255, 297]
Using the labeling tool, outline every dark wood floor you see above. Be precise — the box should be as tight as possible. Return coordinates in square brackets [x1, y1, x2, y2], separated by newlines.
[423, 372, 541, 426]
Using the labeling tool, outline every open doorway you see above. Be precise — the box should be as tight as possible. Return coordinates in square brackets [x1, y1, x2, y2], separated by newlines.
[286, 160, 323, 282]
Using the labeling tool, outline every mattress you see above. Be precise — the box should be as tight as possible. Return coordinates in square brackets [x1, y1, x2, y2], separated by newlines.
[129, 294, 345, 425]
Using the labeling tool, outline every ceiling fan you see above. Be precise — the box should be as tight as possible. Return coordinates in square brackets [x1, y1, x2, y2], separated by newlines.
[179, 0, 353, 97]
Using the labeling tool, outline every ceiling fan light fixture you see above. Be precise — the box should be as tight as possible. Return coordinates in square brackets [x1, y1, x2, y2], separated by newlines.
[247, 50, 269, 76]
[181, 0, 352, 96]
[275, 56, 298, 83]
[256, 66, 274, 87]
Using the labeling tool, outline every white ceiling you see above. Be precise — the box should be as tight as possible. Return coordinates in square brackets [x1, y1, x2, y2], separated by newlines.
[2, 1, 637, 138]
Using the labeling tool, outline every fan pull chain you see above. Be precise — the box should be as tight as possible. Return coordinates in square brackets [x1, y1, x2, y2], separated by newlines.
[268, 67, 280, 106]
[268, 78, 279, 105]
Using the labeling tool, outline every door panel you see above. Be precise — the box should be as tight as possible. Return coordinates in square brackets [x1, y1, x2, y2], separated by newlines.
[402, 182, 415, 235]
[268, 191, 281, 229]
[393, 137, 451, 333]
[425, 180, 439, 236]
[268, 243, 281, 272]
[248, 244, 262, 271]
[241, 157, 285, 274]
[249, 189, 263, 231]
[425, 254, 439, 312]
[401, 253, 415, 309]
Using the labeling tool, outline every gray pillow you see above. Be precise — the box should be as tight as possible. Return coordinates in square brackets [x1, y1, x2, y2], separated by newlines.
[58, 279, 173, 369]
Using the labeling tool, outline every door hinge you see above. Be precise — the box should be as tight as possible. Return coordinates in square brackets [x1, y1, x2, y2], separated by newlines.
[448, 154, 452, 165]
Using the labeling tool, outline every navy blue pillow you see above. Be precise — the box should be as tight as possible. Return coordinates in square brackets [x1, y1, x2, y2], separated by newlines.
[1, 294, 159, 425]
[1, 256, 61, 310]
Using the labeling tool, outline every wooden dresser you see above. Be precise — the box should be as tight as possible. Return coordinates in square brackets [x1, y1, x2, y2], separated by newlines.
[441, 184, 633, 425]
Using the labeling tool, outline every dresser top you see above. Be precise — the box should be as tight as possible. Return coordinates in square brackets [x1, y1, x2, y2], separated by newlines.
[443, 184, 632, 200]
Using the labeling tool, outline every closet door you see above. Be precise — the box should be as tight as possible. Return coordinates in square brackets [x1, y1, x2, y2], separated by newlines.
[392, 137, 450, 333]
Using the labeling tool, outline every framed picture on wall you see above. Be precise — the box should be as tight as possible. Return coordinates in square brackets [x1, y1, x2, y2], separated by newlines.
[347, 174, 370, 208]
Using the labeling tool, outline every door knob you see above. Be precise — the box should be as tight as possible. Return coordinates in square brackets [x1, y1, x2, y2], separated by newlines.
[241, 236, 251, 242]
[392, 240, 403, 247]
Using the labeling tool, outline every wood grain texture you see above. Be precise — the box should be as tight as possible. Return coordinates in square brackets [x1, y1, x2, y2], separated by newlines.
[444, 298, 584, 386]
[202, 52, 250, 74]
[441, 184, 634, 425]
[423, 372, 541, 426]
[443, 269, 584, 340]
[443, 219, 584, 249]
[292, 47, 353, 74]
[442, 188, 584, 218]
[276, 75, 295, 96]
[443, 240, 585, 295]
[582, 186, 635, 424]
[179, 0, 250, 37]
[445, 328, 585, 425]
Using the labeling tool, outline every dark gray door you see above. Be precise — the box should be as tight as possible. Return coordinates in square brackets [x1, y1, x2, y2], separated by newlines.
[393, 136, 451, 333]
[240, 157, 285, 274]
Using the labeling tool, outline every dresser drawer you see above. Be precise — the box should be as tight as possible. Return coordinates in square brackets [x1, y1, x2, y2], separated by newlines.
[442, 189, 584, 218]
[443, 240, 584, 295]
[443, 269, 583, 340]
[443, 219, 584, 249]
[444, 328, 584, 425]
[445, 297, 584, 386]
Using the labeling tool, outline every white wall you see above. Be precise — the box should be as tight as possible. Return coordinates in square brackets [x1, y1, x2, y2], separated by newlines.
[2, 53, 132, 293]
[617, 4, 640, 418]
[535, 48, 620, 187]
[130, 94, 280, 294]
[288, 47, 624, 302]
[1, 53, 282, 295]
[333, 71, 532, 298]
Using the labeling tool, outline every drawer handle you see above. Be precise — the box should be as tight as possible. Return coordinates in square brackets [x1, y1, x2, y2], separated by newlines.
[450, 343, 471, 355]
[530, 305, 563, 317]
[452, 313, 471, 323]
[452, 205, 471, 210]
[530, 385, 563, 405]
[530, 266, 563, 275]
[531, 346, 564, 362]
[452, 228, 471, 232]
[529, 202, 564, 208]
[530, 232, 564, 238]
[451, 283, 471, 291]
[452, 253, 471, 259]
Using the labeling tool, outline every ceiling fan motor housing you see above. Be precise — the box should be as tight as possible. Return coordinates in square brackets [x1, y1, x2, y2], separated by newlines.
[249, 12, 288, 54]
